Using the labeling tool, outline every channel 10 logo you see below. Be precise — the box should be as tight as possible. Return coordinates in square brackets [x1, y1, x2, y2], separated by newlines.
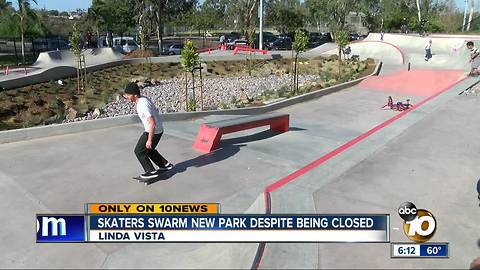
[398, 202, 436, 243]
[36, 215, 85, 242]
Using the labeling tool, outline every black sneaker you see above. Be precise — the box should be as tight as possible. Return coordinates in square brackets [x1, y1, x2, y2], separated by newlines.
[140, 171, 159, 179]
[157, 162, 174, 171]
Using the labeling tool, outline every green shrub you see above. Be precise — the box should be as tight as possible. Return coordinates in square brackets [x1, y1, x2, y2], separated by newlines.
[187, 98, 197, 112]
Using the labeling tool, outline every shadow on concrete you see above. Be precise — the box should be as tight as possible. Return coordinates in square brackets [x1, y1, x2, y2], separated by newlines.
[144, 144, 245, 185]
[219, 127, 306, 147]
[144, 127, 306, 185]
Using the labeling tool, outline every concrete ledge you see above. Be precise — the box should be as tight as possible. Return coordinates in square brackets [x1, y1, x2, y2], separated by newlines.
[0, 62, 382, 144]
[0, 114, 139, 144]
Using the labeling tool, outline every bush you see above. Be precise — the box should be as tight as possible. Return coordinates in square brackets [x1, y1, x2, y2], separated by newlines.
[277, 86, 292, 98]
[187, 98, 197, 112]
[49, 98, 65, 120]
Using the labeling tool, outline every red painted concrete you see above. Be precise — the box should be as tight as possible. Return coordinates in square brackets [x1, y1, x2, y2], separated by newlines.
[359, 69, 465, 97]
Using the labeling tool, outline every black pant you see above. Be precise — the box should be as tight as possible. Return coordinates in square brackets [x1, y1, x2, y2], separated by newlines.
[134, 132, 168, 173]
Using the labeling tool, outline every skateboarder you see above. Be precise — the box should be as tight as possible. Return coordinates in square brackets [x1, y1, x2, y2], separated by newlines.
[467, 41, 480, 76]
[401, 17, 408, 34]
[106, 29, 113, 48]
[124, 82, 173, 179]
[424, 38, 432, 61]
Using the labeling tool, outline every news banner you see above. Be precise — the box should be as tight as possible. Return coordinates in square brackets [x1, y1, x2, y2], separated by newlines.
[36, 203, 448, 258]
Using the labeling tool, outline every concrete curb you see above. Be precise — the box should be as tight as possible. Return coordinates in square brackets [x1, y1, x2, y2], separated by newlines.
[0, 62, 382, 144]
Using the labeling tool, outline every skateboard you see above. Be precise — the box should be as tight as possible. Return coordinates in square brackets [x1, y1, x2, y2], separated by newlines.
[133, 171, 169, 186]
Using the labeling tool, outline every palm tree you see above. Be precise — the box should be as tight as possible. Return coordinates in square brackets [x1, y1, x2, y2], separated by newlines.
[12, 0, 38, 66]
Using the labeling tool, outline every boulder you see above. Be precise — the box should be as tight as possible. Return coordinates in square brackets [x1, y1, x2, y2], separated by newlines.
[66, 107, 77, 121]
[92, 108, 101, 118]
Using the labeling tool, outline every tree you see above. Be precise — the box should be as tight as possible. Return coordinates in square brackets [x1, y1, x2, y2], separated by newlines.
[267, 0, 304, 34]
[202, 0, 228, 28]
[304, 0, 324, 32]
[292, 29, 308, 94]
[135, 0, 153, 52]
[12, 0, 38, 65]
[90, 0, 136, 37]
[0, 2, 19, 38]
[335, 30, 349, 76]
[151, 0, 196, 55]
[70, 22, 85, 94]
[185, 4, 218, 46]
[180, 39, 200, 111]
[357, 0, 383, 32]
[84, 5, 104, 40]
[305, 0, 361, 32]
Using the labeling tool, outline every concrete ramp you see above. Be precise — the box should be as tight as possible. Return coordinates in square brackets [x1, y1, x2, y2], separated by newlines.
[32, 48, 124, 68]
[322, 40, 405, 64]
[365, 33, 467, 54]
[322, 33, 474, 70]
[366, 33, 474, 70]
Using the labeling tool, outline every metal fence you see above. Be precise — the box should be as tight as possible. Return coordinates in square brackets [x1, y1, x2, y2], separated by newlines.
[0, 36, 69, 65]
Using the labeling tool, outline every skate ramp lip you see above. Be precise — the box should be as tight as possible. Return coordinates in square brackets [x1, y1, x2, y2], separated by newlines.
[322, 40, 405, 64]
[354, 33, 472, 70]
[365, 33, 468, 54]
[32, 48, 124, 68]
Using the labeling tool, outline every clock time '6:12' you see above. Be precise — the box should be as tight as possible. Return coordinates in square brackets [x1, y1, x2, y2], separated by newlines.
[398, 246, 416, 254]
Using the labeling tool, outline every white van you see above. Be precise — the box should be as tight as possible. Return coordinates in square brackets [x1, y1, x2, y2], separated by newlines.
[112, 37, 139, 53]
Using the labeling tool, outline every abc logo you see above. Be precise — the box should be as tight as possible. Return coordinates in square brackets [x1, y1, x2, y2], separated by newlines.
[398, 202, 436, 243]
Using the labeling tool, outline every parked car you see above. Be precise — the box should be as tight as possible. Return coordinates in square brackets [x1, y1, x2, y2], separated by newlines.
[224, 32, 241, 43]
[227, 39, 248, 50]
[307, 32, 322, 48]
[266, 37, 292, 50]
[165, 43, 184, 55]
[309, 32, 333, 47]
[113, 37, 139, 53]
[349, 33, 361, 41]
[253, 32, 277, 49]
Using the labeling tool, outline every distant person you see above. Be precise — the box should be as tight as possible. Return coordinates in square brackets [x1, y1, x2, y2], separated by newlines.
[424, 38, 432, 61]
[123, 82, 173, 179]
[401, 17, 408, 34]
[106, 29, 113, 48]
[342, 45, 351, 59]
[85, 31, 92, 48]
[419, 19, 428, 36]
[467, 41, 480, 76]
[219, 35, 225, 50]
[476, 178, 480, 205]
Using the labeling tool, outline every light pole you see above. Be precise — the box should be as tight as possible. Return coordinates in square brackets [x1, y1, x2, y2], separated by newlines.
[416, 0, 422, 23]
[259, 0, 264, 50]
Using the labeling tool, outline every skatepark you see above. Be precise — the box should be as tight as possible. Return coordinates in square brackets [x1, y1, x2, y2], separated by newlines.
[0, 33, 479, 268]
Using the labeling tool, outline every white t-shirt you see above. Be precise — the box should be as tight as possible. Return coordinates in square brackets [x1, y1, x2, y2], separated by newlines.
[136, 97, 164, 134]
[470, 46, 479, 59]
[425, 40, 432, 50]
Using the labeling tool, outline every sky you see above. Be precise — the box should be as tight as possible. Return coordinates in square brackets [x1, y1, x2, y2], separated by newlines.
[9, 0, 468, 12]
